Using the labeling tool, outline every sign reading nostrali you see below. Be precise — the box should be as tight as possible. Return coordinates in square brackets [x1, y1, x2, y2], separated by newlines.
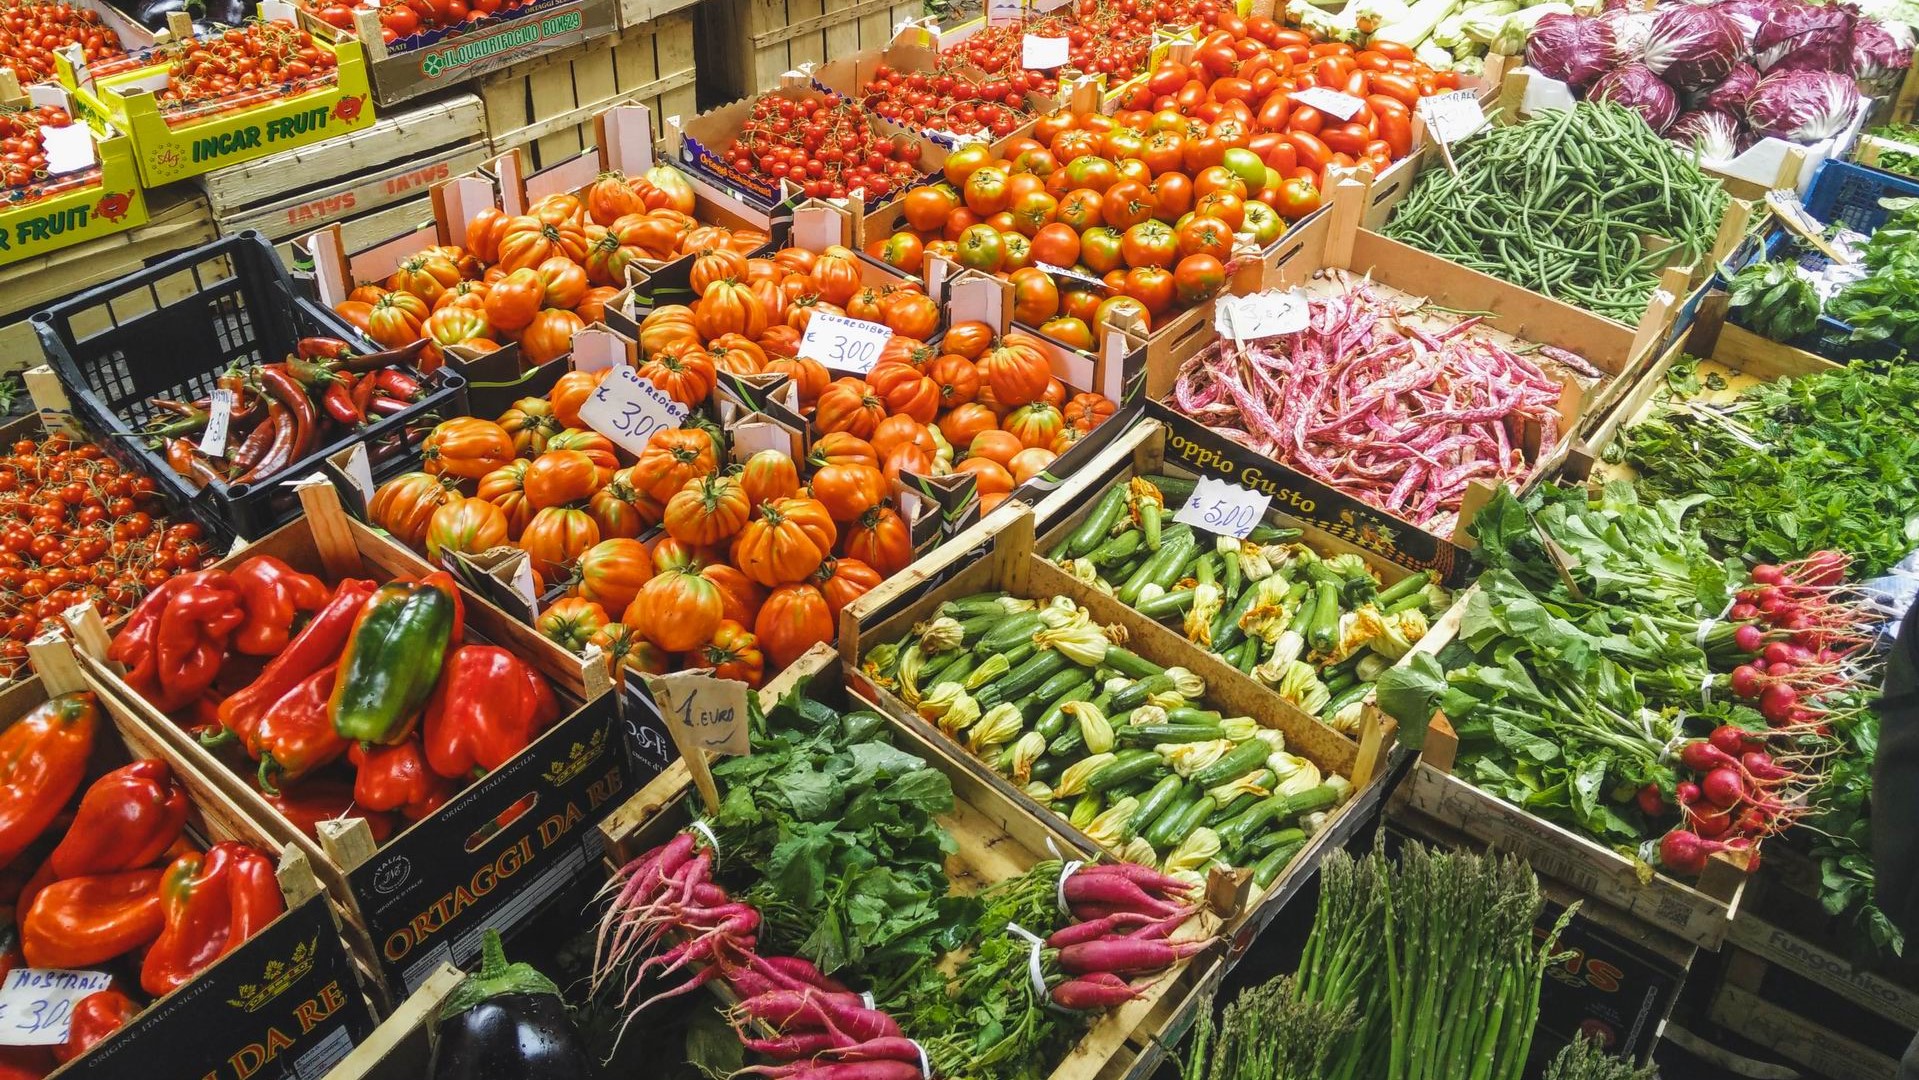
[416, 5, 587, 80]
[60, 894, 375, 1080]
[352, 693, 659, 993]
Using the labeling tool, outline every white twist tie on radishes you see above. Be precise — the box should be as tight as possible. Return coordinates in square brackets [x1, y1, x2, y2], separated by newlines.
[911, 1039, 932, 1080]
[689, 818, 721, 856]
[861, 991, 876, 1010]
[1695, 618, 1716, 648]
[1701, 670, 1713, 708]
[1055, 860, 1085, 917]
[1006, 922, 1052, 1004]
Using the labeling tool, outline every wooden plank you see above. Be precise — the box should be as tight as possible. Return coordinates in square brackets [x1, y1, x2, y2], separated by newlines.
[481, 14, 696, 169]
[752, 0, 897, 48]
[1403, 762, 1740, 950]
[272, 192, 438, 271]
[217, 140, 495, 243]
[1725, 916, 1919, 1030]
[1707, 983, 1900, 1080]
[195, 94, 486, 217]
[0, 185, 213, 327]
[320, 964, 464, 1080]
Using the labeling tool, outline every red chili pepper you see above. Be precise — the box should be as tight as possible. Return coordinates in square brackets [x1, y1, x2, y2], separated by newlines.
[350, 370, 377, 419]
[369, 396, 412, 416]
[141, 842, 284, 997]
[49, 760, 189, 879]
[374, 367, 421, 399]
[322, 379, 364, 425]
[295, 336, 351, 359]
[229, 556, 331, 657]
[257, 364, 317, 461]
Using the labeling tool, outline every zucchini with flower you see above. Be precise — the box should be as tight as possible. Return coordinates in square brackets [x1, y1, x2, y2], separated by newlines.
[1048, 474, 1450, 734]
[865, 593, 1354, 892]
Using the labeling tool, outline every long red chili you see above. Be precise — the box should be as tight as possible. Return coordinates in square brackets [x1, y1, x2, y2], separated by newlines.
[321, 380, 363, 425]
[256, 365, 316, 460]
[374, 368, 421, 399]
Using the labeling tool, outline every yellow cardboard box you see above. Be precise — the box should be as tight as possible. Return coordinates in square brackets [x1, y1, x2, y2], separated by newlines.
[0, 82, 147, 268]
[55, 2, 375, 187]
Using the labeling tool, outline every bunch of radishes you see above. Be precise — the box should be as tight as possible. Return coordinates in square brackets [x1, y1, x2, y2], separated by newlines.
[1645, 550, 1875, 876]
[593, 831, 762, 1014]
[1046, 863, 1211, 1009]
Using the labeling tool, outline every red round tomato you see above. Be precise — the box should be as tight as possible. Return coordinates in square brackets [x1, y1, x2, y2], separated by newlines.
[1009, 266, 1060, 324]
[1080, 227, 1126, 274]
[1060, 288, 1103, 324]
[1063, 155, 1119, 193]
[956, 224, 1006, 272]
[1000, 231, 1034, 271]
[1195, 190, 1246, 231]
[1123, 266, 1177, 316]
[876, 232, 924, 272]
[1030, 222, 1081, 267]
[1150, 173, 1194, 222]
[1095, 294, 1151, 332]
[1039, 315, 1094, 349]
[1009, 190, 1058, 236]
[1176, 216, 1234, 261]
[1120, 220, 1179, 269]
[1276, 176, 1321, 221]
[1101, 180, 1158, 230]
[964, 167, 1011, 215]
[1242, 201, 1284, 245]
[1057, 189, 1104, 231]
[1173, 254, 1228, 304]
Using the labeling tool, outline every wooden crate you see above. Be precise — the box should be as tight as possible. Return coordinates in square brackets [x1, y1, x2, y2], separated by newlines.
[0, 184, 213, 368]
[16, 641, 380, 1079]
[1707, 944, 1909, 1080]
[198, 94, 490, 245]
[67, 482, 659, 1002]
[596, 643, 1224, 1080]
[838, 500, 1390, 959]
[692, 0, 923, 107]
[274, 191, 438, 270]
[480, 11, 695, 173]
[307, 964, 465, 1080]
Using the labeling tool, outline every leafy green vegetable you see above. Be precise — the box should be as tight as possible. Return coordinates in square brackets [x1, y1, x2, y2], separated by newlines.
[706, 693, 977, 981]
[1830, 197, 1919, 354]
[1615, 356, 1919, 577]
[1725, 259, 1823, 343]
[1865, 123, 1919, 179]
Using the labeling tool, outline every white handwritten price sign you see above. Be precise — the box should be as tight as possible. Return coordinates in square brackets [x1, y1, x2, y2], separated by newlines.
[0, 969, 111, 1045]
[1416, 89, 1486, 146]
[578, 365, 691, 457]
[1214, 290, 1309, 343]
[1290, 87, 1364, 120]
[1174, 476, 1272, 539]
[649, 670, 750, 757]
[798, 311, 892, 374]
[1022, 35, 1069, 68]
[198, 387, 235, 457]
[1036, 260, 1109, 290]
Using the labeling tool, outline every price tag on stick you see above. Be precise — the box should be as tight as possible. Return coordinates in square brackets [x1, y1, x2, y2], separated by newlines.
[198, 387, 235, 458]
[0, 969, 112, 1045]
[647, 670, 751, 813]
[798, 311, 892, 374]
[1416, 89, 1486, 146]
[1290, 87, 1364, 120]
[1173, 476, 1272, 539]
[1214, 291, 1309, 343]
[578, 365, 691, 456]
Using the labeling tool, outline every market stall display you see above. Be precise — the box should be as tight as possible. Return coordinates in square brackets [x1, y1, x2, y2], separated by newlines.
[0, 0, 133, 84]
[0, 81, 148, 267]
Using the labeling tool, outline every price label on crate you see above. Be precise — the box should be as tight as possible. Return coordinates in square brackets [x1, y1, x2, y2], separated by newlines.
[0, 969, 112, 1045]
[1416, 89, 1486, 146]
[648, 670, 751, 757]
[1291, 87, 1364, 120]
[1214, 290, 1308, 342]
[579, 365, 691, 457]
[198, 387, 235, 458]
[1174, 476, 1271, 539]
[798, 311, 892, 374]
[1022, 35, 1069, 69]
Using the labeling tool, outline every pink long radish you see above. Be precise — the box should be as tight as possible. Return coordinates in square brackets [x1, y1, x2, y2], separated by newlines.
[811, 1038, 926, 1063]
[1051, 974, 1145, 1010]
[774, 1062, 923, 1080]
[764, 955, 853, 993]
[1124, 912, 1194, 940]
[1057, 938, 1206, 976]
[1076, 862, 1196, 898]
[1064, 872, 1185, 917]
[736, 990, 902, 1042]
[1047, 912, 1157, 948]
[740, 1033, 843, 1059]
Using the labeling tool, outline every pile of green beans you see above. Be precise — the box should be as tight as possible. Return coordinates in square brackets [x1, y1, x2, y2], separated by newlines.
[1382, 102, 1731, 323]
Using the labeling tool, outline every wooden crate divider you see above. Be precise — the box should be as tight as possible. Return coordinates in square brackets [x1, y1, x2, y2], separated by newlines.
[198, 94, 490, 244]
[481, 11, 696, 173]
[837, 499, 1387, 958]
[692, 0, 923, 108]
[1708, 961, 1902, 1080]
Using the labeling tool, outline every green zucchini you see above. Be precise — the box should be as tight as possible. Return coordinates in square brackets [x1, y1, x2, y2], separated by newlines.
[1116, 724, 1226, 745]
[1137, 588, 1196, 620]
[977, 650, 1075, 708]
[1321, 682, 1371, 720]
[1089, 529, 1145, 568]
[1058, 486, 1129, 560]
[1307, 581, 1341, 654]
[1143, 784, 1203, 848]
[1212, 573, 1264, 649]
[1162, 795, 1217, 848]
[1034, 682, 1094, 740]
[1140, 474, 1197, 503]
[1166, 707, 1222, 726]
[1190, 740, 1273, 789]
[1375, 570, 1432, 607]
[1086, 749, 1163, 792]
[1254, 840, 1305, 886]
[940, 652, 979, 686]
[1246, 826, 1305, 855]
[1031, 754, 1065, 783]
[1101, 646, 1164, 681]
[1246, 524, 1301, 543]
[943, 595, 1009, 620]
[1130, 775, 1185, 834]
[978, 611, 1046, 654]
[1025, 669, 1093, 710]
[1210, 791, 1260, 826]
[1069, 791, 1104, 830]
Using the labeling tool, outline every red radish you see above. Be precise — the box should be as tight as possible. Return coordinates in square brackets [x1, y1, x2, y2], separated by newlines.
[1677, 781, 1701, 806]
[1687, 803, 1733, 838]
[1700, 767, 1745, 809]
[1048, 912, 1157, 948]
[764, 955, 852, 993]
[735, 990, 902, 1042]
[1750, 564, 1785, 586]
[1052, 976, 1147, 1009]
[1766, 660, 1796, 678]
[1057, 938, 1205, 975]
[1127, 912, 1196, 940]
[1635, 783, 1666, 818]
[1759, 684, 1799, 726]
[1729, 602, 1758, 621]
[1658, 830, 1749, 875]
[741, 1033, 844, 1059]
[1737, 588, 1761, 605]
[810, 1038, 930, 1063]
[1728, 664, 1765, 700]
[1733, 623, 1767, 654]
[1736, 806, 1776, 836]
[1761, 642, 1798, 666]
[1793, 550, 1848, 586]
[1708, 726, 1749, 756]
[1078, 861, 1198, 898]
[1777, 611, 1810, 632]
[1064, 871, 1185, 916]
[1742, 751, 1791, 781]
[773, 1063, 923, 1080]
[1679, 740, 1736, 774]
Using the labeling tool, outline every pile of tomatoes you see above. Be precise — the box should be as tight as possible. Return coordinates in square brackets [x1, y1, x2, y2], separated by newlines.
[335, 166, 768, 369]
[0, 102, 69, 191]
[308, 0, 523, 43]
[0, 430, 212, 678]
[1115, 5, 1461, 188]
[724, 91, 924, 201]
[949, 0, 1198, 80]
[155, 22, 336, 113]
[0, 0, 124, 83]
[859, 62, 1050, 143]
[875, 109, 1288, 346]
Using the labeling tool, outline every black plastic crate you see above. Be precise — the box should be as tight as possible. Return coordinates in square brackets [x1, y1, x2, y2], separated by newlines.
[30, 231, 468, 541]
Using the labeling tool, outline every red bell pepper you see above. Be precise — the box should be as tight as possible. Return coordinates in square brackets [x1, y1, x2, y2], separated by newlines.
[259, 777, 396, 844]
[218, 579, 375, 748]
[141, 842, 284, 997]
[52, 989, 138, 1064]
[22, 868, 164, 968]
[0, 692, 98, 870]
[423, 646, 562, 779]
[112, 570, 246, 711]
[229, 556, 331, 657]
[49, 760, 189, 879]
[247, 663, 348, 795]
[0, 1046, 51, 1080]
[349, 738, 458, 821]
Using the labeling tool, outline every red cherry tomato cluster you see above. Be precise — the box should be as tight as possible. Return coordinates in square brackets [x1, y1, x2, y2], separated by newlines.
[0, 433, 213, 677]
[154, 23, 336, 113]
[954, 0, 1199, 79]
[879, 110, 1274, 348]
[1118, 5, 1462, 191]
[859, 62, 1051, 141]
[0, 0, 124, 83]
[0, 103, 68, 190]
[308, 0, 511, 43]
[726, 91, 924, 201]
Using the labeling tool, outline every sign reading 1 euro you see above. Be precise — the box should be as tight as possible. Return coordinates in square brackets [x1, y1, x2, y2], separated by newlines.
[579, 365, 691, 456]
[1174, 476, 1273, 539]
[799, 311, 892, 374]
